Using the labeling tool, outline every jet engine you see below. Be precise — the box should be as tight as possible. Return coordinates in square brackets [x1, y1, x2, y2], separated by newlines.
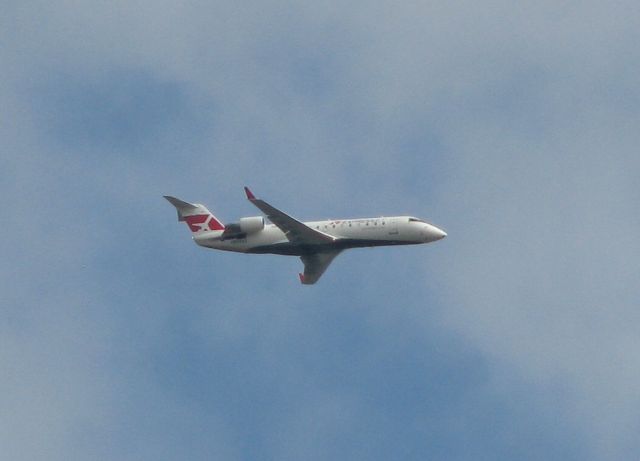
[238, 216, 265, 234]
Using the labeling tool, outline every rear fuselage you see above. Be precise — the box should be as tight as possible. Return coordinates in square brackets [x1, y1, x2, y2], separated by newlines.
[193, 216, 446, 256]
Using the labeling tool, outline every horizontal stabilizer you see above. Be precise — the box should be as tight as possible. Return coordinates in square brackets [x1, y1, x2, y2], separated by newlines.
[164, 196, 198, 220]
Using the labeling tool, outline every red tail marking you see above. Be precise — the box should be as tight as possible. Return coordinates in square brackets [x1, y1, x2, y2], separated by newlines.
[207, 216, 225, 231]
[299, 273, 305, 283]
[184, 215, 209, 232]
[183, 215, 224, 232]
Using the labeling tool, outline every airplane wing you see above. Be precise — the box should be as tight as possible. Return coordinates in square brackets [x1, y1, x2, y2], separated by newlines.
[299, 251, 342, 285]
[244, 187, 336, 245]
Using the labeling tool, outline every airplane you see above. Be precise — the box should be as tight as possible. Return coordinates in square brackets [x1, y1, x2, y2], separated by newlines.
[164, 187, 446, 284]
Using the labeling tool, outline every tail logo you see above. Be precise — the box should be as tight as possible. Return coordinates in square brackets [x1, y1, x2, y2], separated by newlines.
[184, 215, 224, 232]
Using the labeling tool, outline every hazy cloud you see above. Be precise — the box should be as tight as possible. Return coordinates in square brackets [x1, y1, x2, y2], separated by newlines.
[2, 1, 639, 460]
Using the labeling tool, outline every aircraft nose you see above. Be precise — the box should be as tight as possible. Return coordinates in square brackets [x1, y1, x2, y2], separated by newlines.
[424, 224, 447, 241]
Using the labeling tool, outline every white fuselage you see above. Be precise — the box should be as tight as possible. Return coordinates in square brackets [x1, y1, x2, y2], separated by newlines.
[165, 188, 447, 284]
[193, 216, 446, 256]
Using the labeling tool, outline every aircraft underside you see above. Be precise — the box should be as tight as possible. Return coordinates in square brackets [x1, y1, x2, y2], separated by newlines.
[246, 238, 421, 256]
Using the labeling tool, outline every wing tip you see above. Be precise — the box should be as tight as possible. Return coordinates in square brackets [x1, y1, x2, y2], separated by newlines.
[299, 273, 315, 285]
[244, 186, 256, 200]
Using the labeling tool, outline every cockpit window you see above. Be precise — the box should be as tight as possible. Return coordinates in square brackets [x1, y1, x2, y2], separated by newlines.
[408, 218, 425, 223]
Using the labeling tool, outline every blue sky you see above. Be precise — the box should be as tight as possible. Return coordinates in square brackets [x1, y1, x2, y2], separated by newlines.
[2, 2, 640, 460]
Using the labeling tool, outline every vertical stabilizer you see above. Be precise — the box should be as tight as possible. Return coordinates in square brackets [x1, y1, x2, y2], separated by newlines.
[163, 196, 225, 234]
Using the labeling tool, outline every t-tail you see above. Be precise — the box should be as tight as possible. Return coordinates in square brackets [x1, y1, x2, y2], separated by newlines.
[164, 196, 225, 234]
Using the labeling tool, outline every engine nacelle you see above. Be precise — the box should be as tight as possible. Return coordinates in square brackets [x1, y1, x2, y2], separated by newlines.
[239, 216, 265, 234]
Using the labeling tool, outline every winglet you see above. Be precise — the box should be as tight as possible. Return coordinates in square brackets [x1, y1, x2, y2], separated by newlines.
[244, 186, 256, 200]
